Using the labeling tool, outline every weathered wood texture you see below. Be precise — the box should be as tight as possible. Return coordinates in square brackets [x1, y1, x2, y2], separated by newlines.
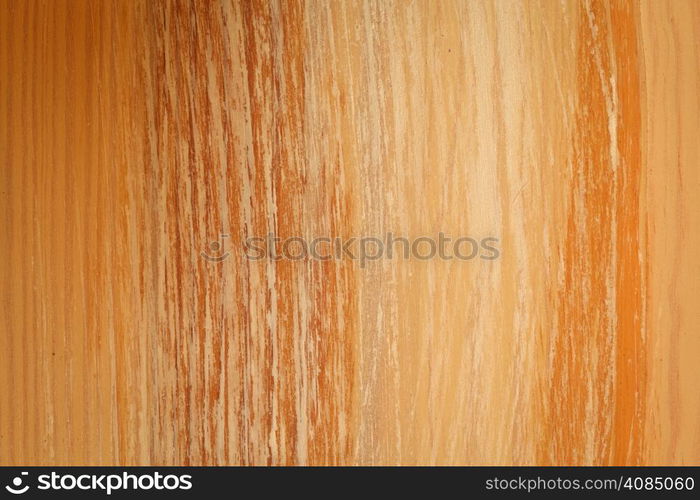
[1, 0, 699, 465]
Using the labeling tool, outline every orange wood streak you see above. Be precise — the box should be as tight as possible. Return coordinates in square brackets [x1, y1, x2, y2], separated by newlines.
[609, 0, 645, 466]
[543, 0, 646, 465]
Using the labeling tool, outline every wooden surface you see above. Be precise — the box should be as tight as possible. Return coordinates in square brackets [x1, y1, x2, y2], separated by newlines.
[1, 0, 699, 465]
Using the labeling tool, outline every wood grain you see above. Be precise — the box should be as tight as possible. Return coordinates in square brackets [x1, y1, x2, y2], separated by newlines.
[1, 0, 699, 465]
